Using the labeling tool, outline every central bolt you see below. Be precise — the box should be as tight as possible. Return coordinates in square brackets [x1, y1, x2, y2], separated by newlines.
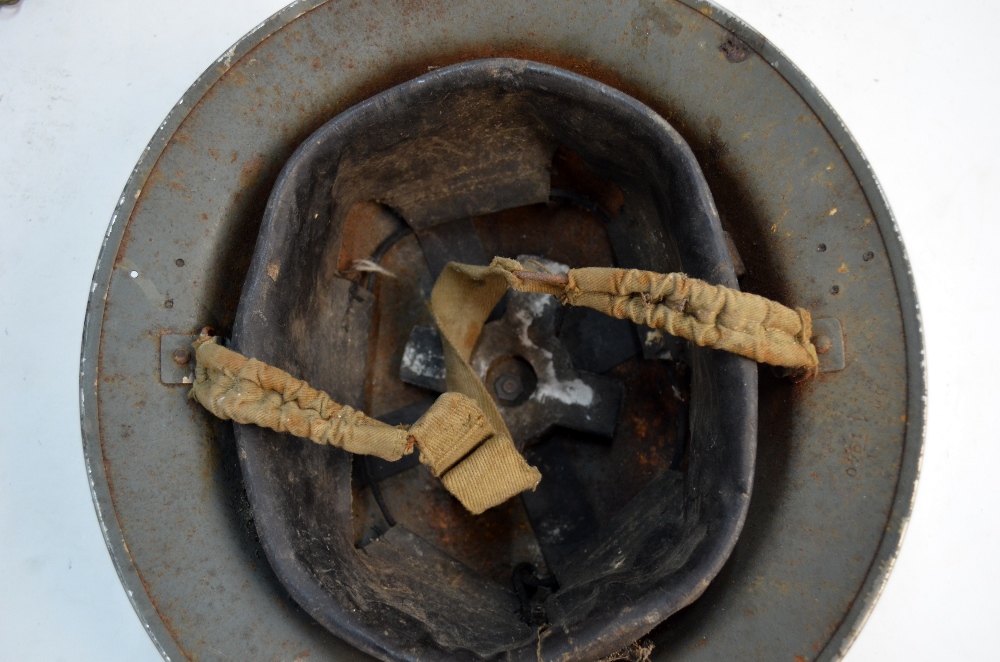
[494, 373, 524, 403]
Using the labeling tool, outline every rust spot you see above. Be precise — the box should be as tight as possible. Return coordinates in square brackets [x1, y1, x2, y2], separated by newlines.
[563, 359, 686, 522]
[550, 147, 625, 218]
[473, 203, 616, 269]
[630, 3, 684, 45]
[239, 154, 267, 189]
[355, 460, 543, 584]
[227, 68, 249, 87]
[331, 45, 665, 131]
[138, 572, 190, 660]
[720, 35, 750, 63]
[471, 147, 624, 268]
[113, 220, 136, 267]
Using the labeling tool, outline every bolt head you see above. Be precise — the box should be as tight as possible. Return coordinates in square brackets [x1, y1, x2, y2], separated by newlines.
[494, 373, 524, 402]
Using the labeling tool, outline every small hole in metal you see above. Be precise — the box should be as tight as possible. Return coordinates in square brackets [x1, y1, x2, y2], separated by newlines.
[817, 243, 827, 252]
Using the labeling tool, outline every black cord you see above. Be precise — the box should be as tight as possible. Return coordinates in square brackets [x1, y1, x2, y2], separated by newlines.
[354, 205, 415, 525]
[362, 456, 397, 528]
[549, 188, 614, 225]
[362, 215, 414, 292]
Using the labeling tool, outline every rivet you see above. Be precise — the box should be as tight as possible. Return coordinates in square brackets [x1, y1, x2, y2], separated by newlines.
[172, 347, 191, 366]
[814, 334, 833, 355]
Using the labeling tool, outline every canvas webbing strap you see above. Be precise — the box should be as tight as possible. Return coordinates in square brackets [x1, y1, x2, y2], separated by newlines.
[476, 257, 818, 371]
[190, 257, 817, 514]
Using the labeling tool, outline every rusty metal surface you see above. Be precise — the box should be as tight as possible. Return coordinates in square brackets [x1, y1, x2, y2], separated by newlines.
[81, 0, 923, 660]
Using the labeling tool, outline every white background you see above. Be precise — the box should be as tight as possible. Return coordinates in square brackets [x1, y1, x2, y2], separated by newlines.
[1, 1, 997, 659]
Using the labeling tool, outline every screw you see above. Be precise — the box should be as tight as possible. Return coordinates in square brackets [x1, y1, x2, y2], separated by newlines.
[494, 373, 524, 403]
[813, 334, 833, 355]
[172, 347, 191, 366]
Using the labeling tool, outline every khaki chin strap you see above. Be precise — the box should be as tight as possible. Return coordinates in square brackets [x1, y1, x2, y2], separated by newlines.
[190, 257, 818, 515]
[479, 257, 818, 371]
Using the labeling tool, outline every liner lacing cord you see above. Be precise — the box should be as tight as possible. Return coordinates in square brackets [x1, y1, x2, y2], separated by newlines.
[189, 256, 818, 514]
